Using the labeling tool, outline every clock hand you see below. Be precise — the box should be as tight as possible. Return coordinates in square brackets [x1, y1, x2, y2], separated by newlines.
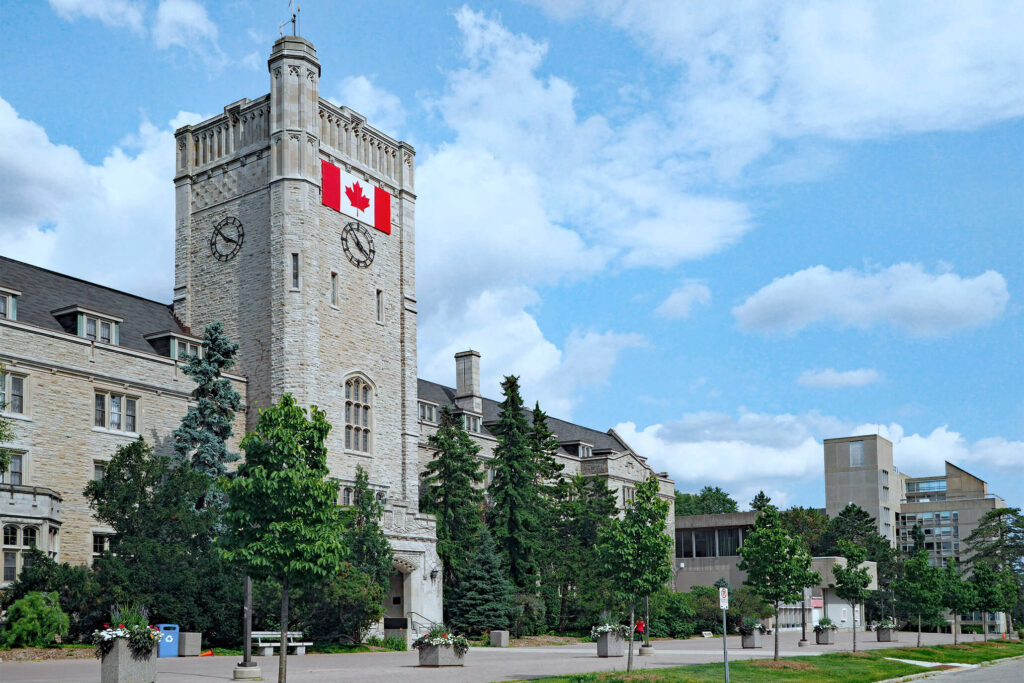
[214, 225, 237, 244]
[353, 233, 368, 256]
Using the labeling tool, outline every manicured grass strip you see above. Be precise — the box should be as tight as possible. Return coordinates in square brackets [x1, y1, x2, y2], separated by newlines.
[520, 641, 1024, 683]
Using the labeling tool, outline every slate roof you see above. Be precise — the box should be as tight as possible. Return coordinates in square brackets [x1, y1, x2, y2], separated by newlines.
[0, 256, 185, 354]
[417, 378, 628, 454]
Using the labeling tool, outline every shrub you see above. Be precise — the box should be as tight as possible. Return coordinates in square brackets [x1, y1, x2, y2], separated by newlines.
[382, 636, 407, 651]
[0, 591, 70, 648]
[0, 549, 102, 642]
[814, 617, 837, 633]
[512, 593, 546, 638]
[365, 635, 383, 647]
[648, 589, 696, 639]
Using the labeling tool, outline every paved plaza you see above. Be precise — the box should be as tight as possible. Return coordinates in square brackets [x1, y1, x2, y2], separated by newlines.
[4, 631, 1015, 683]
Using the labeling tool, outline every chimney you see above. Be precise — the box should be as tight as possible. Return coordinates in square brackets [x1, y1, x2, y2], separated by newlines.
[454, 350, 482, 413]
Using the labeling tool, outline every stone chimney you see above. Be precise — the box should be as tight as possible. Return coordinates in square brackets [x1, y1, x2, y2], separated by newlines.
[454, 350, 482, 413]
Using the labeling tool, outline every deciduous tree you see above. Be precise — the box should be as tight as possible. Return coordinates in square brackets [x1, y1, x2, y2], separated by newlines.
[895, 549, 943, 647]
[675, 486, 739, 516]
[220, 395, 345, 683]
[940, 558, 976, 645]
[831, 540, 873, 652]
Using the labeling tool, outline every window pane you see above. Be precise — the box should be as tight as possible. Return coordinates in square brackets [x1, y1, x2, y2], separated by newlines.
[345, 426, 351, 449]
[291, 253, 299, 288]
[110, 395, 122, 430]
[95, 394, 106, 427]
[22, 527, 36, 547]
[100, 321, 111, 344]
[10, 376, 23, 414]
[0, 372, 5, 408]
[363, 406, 369, 427]
[849, 440, 865, 467]
[718, 528, 741, 556]
[345, 381, 351, 399]
[9, 454, 22, 486]
[693, 529, 714, 558]
[362, 430, 369, 452]
[345, 403, 351, 422]
[94, 463, 106, 481]
[3, 525, 17, 545]
[93, 535, 106, 555]
[125, 399, 136, 432]
[86, 317, 97, 340]
[0, 296, 6, 318]
[3, 551, 16, 581]
[362, 386, 369, 403]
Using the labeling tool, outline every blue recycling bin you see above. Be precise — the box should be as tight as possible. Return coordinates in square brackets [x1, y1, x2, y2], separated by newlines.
[156, 624, 179, 658]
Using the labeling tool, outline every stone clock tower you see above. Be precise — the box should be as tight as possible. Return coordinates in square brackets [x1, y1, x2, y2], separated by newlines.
[171, 35, 440, 632]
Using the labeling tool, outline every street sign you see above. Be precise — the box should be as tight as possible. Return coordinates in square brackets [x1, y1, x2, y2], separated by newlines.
[719, 587, 729, 610]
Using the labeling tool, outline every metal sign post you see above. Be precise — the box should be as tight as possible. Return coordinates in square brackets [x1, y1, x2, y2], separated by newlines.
[720, 587, 730, 683]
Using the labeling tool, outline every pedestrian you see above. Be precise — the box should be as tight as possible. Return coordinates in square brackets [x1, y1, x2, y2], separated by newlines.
[635, 618, 645, 638]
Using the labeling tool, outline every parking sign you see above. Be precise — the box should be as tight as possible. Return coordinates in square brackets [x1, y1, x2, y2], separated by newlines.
[719, 587, 729, 610]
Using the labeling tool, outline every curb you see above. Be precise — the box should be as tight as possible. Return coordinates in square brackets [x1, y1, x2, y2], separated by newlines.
[875, 653, 1024, 683]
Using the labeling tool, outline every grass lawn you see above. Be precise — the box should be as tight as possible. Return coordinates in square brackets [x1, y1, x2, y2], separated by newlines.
[523, 641, 1024, 683]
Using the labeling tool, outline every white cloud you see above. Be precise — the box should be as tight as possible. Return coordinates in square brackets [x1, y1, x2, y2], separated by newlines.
[615, 411, 1024, 506]
[330, 76, 407, 135]
[530, 1, 1024, 177]
[152, 0, 217, 52]
[0, 96, 199, 300]
[49, 0, 144, 32]
[797, 368, 882, 389]
[733, 264, 1009, 335]
[655, 282, 712, 319]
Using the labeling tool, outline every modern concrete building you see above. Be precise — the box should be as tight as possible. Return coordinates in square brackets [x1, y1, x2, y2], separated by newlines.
[824, 435, 898, 543]
[672, 512, 877, 631]
[0, 34, 673, 637]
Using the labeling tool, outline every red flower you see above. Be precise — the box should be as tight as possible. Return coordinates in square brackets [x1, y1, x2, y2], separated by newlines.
[118, 624, 125, 628]
[104, 624, 110, 628]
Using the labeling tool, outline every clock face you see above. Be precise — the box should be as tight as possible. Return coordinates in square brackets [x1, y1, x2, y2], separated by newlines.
[341, 222, 375, 268]
[210, 217, 244, 261]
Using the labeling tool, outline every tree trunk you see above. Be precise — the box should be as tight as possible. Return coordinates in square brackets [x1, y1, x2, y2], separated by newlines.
[851, 602, 857, 653]
[774, 601, 780, 661]
[627, 601, 635, 673]
[953, 612, 958, 646]
[983, 615, 988, 641]
[558, 586, 568, 633]
[279, 577, 289, 683]
[917, 613, 922, 648]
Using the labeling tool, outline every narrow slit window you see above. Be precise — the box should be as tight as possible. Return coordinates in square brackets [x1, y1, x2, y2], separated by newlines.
[331, 272, 338, 306]
[291, 253, 300, 289]
[376, 289, 384, 322]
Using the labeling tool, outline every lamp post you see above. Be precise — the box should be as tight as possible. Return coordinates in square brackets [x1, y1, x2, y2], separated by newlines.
[233, 575, 260, 680]
[799, 588, 809, 647]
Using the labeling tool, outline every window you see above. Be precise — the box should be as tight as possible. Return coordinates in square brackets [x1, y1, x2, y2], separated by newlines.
[81, 314, 118, 344]
[718, 528, 741, 556]
[849, 440, 865, 467]
[344, 377, 372, 454]
[342, 488, 352, 506]
[579, 444, 593, 458]
[622, 486, 636, 506]
[0, 454, 23, 485]
[177, 341, 201, 359]
[882, 486, 889, 501]
[881, 469, 889, 486]
[94, 392, 138, 433]
[1, 372, 25, 414]
[418, 402, 437, 423]
[22, 527, 36, 547]
[376, 289, 384, 323]
[2, 551, 15, 582]
[2, 525, 16, 546]
[331, 272, 338, 306]
[94, 462, 106, 481]
[86, 317, 96, 340]
[0, 289, 15, 320]
[0, 295, 6, 319]
[1, 524, 36, 583]
[100, 321, 111, 344]
[907, 479, 946, 493]
[92, 534, 111, 557]
[291, 253, 300, 289]
[693, 529, 714, 557]
[463, 414, 481, 433]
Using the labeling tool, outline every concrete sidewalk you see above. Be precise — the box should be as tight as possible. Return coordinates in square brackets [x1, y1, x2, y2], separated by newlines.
[0, 631, 998, 683]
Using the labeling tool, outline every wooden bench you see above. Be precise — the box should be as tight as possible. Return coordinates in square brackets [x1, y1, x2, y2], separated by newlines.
[251, 631, 312, 656]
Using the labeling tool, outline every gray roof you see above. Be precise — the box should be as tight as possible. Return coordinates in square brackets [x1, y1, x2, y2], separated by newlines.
[0, 256, 185, 354]
[417, 378, 628, 453]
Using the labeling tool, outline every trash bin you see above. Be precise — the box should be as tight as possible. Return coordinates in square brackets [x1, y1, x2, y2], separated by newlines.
[156, 624, 179, 658]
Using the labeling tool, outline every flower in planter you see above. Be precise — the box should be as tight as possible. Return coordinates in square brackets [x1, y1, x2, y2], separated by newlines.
[590, 623, 630, 640]
[813, 618, 838, 633]
[90, 603, 161, 659]
[412, 624, 470, 657]
[872, 620, 898, 631]
[738, 617, 766, 636]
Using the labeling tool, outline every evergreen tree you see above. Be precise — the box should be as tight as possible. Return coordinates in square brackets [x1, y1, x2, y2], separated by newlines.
[447, 528, 516, 635]
[779, 506, 830, 555]
[172, 322, 242, 507]
[831, 540, 873, 652]
[421, 404, 485, 593]
[963, 507, 1024, 574]
[528, 402, 564, 483]
[220, 395, 345, 683]
[895, 549, 943, 647]
[750, 490, 772, 512]
[341, 465, 394, 593]
[599, 475, 673, 672]
[969, 562, 1018, 639]
[675, 486, 739, 516]
[939, 558, 976, 645]
[821, 502, 899, 622]
[488, 375, 545, 591]
[738, 504, 821, 661]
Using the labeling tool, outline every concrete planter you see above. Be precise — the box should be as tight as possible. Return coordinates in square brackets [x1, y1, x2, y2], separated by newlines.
[815, 630, 835, 645]
[741, 632, 763, 648]
[876, 628, 897, 642]
[418, 644, 464, 667]
[490, 630, 509, 647]
[596, 632, 625, 657]
[101, 639, 157, 683]
[179, 632, 202, 656]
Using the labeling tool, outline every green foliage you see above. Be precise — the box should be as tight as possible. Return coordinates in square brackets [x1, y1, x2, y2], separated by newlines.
[539, 474, 619, 633]
[779, 506, 830, 555]
[963, 507, 1024, 574]
[382, 635, 407, 651]
[939, 558, 976, 643]
[600, 475, 673, 603]
[83, 437, 241, 645]
[512, 593, 547, 638]
[0, 591, 69, 648]
[447, 528, 516, 635]
[831, 539, 873, 651]
[421, 404, 485, 594]
[172, 322, 242, 497]
[647, 589, 695, 639]
[749, 491, 772, 512]
[820, 502, 899, 622]
[895, 549, 944, 645]
[969, 561, 1018, 636]
[674, 486, 738, 517]
[0, 548, 102, 641]
[738, 504, 820, 659]
[220, 394, 346, 682]
[528, 402, 565, 484]
[687, 585, 726, 635]
[341, 465, 393, 592]
[287, 562, 386, 644]
[488, 375, 546, 591]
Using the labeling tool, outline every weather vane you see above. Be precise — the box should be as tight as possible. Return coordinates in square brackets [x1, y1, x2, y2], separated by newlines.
[279, 1, 300, 37]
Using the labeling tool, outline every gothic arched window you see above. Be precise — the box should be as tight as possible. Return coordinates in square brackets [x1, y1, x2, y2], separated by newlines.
[344, 376, 373, 454]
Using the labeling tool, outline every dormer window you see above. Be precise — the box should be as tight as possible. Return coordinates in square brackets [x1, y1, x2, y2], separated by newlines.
[144, 331, 203, 360]
[418, 401, 437, 423]
[52, 306, 122, 345]
[462, 413, 482, 433]
[0, 286, 20, 320]
[563, 441, 593, 458]
[579, 444, 593, 458]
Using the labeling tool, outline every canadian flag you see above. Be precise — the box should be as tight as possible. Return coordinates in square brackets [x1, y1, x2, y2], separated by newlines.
[321, 160, 392, 234]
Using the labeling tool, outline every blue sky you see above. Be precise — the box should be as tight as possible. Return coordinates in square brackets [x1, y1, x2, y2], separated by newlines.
[1, 1, 1021, 511]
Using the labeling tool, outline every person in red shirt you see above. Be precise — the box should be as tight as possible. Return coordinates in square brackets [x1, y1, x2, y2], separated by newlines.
[635, 619, 645, 637]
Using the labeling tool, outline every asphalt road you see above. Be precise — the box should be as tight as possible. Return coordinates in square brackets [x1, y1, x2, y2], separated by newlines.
[0, 631, 1013, 683]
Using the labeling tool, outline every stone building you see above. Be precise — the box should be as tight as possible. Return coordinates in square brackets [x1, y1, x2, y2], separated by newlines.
[1, 34, 674, 636]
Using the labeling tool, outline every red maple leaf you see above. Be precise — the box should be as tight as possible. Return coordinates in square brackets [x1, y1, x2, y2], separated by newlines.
[345, 182, 371, 213]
